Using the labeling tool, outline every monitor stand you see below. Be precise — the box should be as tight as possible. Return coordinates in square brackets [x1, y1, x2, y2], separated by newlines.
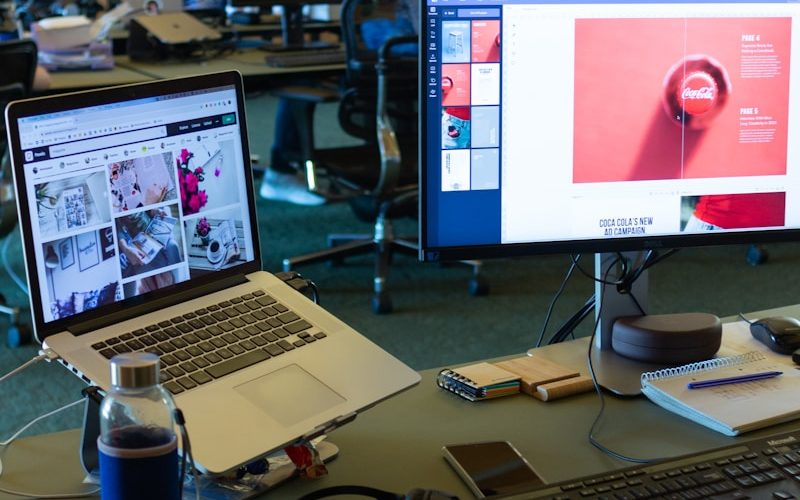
[589, 252, 718, 397]
[261, 5, 339, 52]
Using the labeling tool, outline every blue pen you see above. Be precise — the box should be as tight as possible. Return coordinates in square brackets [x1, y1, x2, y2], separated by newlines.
[687, 370, 783, 389]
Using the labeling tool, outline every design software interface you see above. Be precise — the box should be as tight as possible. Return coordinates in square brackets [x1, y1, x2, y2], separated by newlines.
[15, 85, 255, 324]
[423, 0, 800, 249]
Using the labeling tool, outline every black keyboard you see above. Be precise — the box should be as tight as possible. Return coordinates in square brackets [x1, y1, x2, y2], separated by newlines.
[90, 289, 326, 395]
[265, 50, 345, 68]
[517, 428, 800, 499]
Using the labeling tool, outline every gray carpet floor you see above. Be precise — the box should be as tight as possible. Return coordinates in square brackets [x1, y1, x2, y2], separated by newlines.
[2, 93, 799, 440]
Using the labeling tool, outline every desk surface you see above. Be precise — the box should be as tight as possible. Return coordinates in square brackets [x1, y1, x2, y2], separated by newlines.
[3, 305, 800, 499]
[47, 48, 345, 93]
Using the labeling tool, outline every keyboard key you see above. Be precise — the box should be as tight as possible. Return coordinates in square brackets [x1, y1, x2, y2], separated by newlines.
[167, 366, 186, 377]
[140, 335, 157, 346]
[207, 304, 220, 311]
[240, 314, 257, 325]
[230, 318, 246, 328]
[233, 330, 249, 340]
[198, 341, 215, 352]
[114, 345, 132, 354]
[179, 361, 198, 373]
[261, 332, 278, 343]
[188, 319, 204, 330]
[161, 354, 179, 366]
[132, 329, 147, 336]
[219, 322, 235, 332]
[106, 337, 121, 345]
[193, 357, 210, 368]
[183, 333, 200, 344]
[273, 303, 288, 313]
[244, 300, 260, 310]
[145, 324, 160, 332]
[190, 371, 213, 385]
[152, 331, 169, 342]
[170, 338, 189, 349]
[158, 320, 173, 328]
[145, 346, 163, 356]
[164, 381, 184, 394]
[255, 295, 275, 306]
[204, 352, 222, 364]
[217, 348, 234, 359]
[252, 336, 267, 346]
[222, 333, 238, 344]
[126, 339, 145, 350]
[177, 323, 193, 334]
[170, 316, 185, 324]
[252, 310, 268, 320]
[229, 344, 245, 355]
[120, 333, 134, 341]
[210, 338, 227, 348]
[264, 344, 284, 357]
[176, 377, 197, 390]
[284, 320, 312, 334]
[207, 325, 224, 336]
[99, 348, 117, 359]
[194, 308, 208, 315]
[158, 342, 176, 353]
[182, 312, 197, 320]
[164, 327, 181, 338]
[314, 332, 327, 340]
[200, 316, 217, 326]
[241, 293, 254, 300]
[196, 329, 212, 340]
[230, 297, 243, 304]
[293, 339, 306, 348]
[174, 351, 192, 361]
[274, 328, 290, 338]
[205, 350, 270, 379]
[186, 346, 203, 357]
[240, 340, 256, 351]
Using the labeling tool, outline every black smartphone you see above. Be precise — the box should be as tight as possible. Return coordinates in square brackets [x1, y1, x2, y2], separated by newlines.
[442, 441, 545, 498]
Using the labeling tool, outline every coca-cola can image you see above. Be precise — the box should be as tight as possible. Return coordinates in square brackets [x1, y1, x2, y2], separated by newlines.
[662, 54, 732, 129]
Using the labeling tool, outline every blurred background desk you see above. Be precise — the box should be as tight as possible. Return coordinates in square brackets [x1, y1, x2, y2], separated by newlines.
[46, 49, 345, 94]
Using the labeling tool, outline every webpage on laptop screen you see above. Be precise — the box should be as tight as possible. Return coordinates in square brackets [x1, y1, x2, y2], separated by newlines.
[423, 0, 800, 248]
[16, 85, 255, 324]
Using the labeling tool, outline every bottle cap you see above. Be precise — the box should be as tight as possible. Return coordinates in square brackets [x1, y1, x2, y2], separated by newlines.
[110, 352, 160, 388]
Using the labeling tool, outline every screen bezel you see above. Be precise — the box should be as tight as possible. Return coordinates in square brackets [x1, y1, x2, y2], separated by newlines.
[5, 71, 261, 341]
[418, 1, 800, 262]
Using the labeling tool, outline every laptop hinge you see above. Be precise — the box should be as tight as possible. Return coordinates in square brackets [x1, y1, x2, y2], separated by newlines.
[68, 274, 249, 336]
[301, 413, 358, 442]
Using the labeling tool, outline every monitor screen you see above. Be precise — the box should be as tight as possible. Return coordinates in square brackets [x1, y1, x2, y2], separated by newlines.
[420, 0, 800, 262]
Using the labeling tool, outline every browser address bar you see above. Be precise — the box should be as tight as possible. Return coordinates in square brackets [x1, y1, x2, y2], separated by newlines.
[49, 126, 167, 159]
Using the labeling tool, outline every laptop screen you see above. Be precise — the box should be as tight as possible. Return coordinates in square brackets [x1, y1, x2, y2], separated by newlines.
[6, 72, 259, 337]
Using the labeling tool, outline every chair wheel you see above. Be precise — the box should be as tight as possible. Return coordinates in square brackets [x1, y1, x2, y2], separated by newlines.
[372, 292, 393, 314]
[6, 323, 31, 348]
[746, 245, 768, 266]
[469, 276, 490, 296]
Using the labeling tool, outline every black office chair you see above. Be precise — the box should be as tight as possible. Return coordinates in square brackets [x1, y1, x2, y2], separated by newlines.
[0, 38, 38, 346]
[275, 0, 486, 314]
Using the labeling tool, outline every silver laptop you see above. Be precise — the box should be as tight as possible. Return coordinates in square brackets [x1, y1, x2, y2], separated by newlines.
[4, 71, 420, 475]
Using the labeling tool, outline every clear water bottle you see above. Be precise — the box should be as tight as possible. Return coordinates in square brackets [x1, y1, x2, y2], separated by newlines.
[97, 352, 180, 500]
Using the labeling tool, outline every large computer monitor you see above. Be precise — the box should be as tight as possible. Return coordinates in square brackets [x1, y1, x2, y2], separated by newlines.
[228, 0, 338, 50]
[419, 0, 800, 393]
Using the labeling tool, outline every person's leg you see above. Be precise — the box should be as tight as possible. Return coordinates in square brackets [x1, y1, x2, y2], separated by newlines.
[260, 98, 326, 206]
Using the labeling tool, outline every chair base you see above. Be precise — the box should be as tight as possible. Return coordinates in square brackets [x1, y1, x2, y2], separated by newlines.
[282, 221, 487, 314]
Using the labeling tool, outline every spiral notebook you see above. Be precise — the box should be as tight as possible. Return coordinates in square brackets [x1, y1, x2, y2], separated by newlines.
[437, 362, 521, 402]
[641, 351, 800, 436]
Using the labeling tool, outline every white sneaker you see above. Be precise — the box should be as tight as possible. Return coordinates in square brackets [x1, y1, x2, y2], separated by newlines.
[259, 170, 326, 206]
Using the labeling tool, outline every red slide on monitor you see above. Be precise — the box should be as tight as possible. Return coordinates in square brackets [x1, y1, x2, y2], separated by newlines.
[573, 17, 791, 183]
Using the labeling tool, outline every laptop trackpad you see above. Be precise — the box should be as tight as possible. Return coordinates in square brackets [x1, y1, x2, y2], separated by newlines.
[235, 364, 346, 426]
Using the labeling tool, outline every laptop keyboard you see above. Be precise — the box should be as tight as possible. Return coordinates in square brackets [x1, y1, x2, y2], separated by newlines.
[90, 289, 327, 395]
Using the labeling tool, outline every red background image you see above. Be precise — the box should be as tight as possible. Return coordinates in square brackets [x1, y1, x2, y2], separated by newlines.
[442, 64, 471, 106]
[573, 17, 791, 183]
[472, 20, 500, 63]
[692, 192, 785, 229]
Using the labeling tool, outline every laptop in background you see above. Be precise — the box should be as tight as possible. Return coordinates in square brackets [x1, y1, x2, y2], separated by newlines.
[5, 70, 420, 474]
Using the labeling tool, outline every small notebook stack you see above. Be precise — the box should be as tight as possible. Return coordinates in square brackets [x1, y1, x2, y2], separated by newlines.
[437, 362, 521, 401]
